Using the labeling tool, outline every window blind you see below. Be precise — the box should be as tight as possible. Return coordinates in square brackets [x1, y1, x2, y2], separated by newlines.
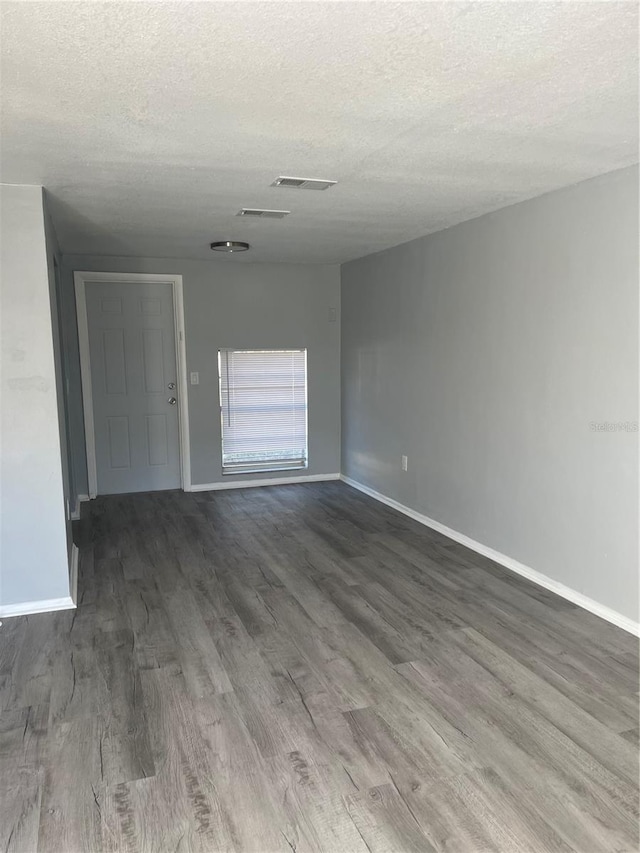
[218, 348, 308, 473]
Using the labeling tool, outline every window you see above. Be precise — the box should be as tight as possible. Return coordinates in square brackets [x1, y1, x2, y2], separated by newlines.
[218, 348, 308, 474]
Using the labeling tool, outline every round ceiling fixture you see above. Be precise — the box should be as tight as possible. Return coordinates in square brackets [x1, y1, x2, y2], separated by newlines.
[210, 240, 250, 253]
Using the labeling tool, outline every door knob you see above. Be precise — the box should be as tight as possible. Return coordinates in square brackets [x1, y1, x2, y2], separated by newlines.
[167, 397, 177, 405]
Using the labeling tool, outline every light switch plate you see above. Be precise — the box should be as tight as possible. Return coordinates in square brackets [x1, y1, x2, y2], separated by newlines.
[190, 372, 199, 385]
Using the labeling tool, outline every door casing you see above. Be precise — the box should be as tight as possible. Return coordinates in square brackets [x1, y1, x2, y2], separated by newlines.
[74, 271, 191, 498]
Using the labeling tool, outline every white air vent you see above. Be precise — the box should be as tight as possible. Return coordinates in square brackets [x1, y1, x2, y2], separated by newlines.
[271, 176, 337, 191]
[236, 208, 291, 218]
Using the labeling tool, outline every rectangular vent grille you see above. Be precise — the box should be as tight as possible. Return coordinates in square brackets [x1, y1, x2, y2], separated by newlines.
[236, 208, 291, 218]
[271, 176, 337, 191]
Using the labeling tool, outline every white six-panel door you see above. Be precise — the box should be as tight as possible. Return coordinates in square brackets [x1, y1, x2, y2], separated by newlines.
[83, 279, 182, 495]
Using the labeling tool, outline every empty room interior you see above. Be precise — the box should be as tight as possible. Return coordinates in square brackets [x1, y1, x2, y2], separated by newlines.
[1, 2, 639, 852]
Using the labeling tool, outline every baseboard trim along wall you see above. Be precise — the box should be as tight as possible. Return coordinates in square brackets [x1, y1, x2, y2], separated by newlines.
[340, 474, 640, 637]
[0, 594, 76, 619]
[69, 543, 79, 606]
[71, 479, 340, 502]
[0, 545, 79, 620]
[70, 493, 90, 521]
[189, 473, 341, 492]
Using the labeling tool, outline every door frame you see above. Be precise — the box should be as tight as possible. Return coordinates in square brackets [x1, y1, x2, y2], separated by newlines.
[74, 271, 191, 498]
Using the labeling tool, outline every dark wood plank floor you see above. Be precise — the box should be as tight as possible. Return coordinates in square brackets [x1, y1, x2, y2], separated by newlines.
[1, 482, 638, 852]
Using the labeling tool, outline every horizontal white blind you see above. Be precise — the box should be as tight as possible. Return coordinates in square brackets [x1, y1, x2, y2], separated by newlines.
[219, 349, 308, 473]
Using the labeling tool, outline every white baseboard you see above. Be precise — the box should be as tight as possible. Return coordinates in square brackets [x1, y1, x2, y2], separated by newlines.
[0, 545, 80, 620]
[189, 473, 341, 492]
[70, 494, 90, 520]
[69, 544, 79, 606]
[340, 475, 640, 637]
[0, 595, 76, 619]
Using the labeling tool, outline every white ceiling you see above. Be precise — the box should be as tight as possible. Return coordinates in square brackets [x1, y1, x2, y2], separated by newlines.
[1, 1, 638, 265]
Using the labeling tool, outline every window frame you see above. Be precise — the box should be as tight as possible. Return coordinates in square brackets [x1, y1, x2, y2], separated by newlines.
[217, 347, 309, 476]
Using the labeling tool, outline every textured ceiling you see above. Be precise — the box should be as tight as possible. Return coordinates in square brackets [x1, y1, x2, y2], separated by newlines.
[1, 1, 638, 264]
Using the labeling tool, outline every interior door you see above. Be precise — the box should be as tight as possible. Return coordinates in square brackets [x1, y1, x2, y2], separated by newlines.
[85, 280, 181, 494]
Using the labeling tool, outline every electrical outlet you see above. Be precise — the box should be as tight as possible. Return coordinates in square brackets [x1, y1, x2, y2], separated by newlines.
[401, 455, 408, 472]
[328, 307, 337, 323]
[190, 371, 199, 385]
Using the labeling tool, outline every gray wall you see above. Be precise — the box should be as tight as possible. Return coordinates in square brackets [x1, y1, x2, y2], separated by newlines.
[61, 256, 341, 492]
[0, 184, 70, 606]
[341, 165, 639, 622]
[43, 193, 74, 560]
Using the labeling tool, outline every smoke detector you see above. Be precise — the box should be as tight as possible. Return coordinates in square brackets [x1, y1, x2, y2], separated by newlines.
[236, 208, 291, 218]
[271, 176, 337, 191]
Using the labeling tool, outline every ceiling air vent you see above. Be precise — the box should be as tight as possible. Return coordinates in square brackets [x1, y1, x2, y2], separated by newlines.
[271, 176, 337, 191]
[236, 208, 291, 218]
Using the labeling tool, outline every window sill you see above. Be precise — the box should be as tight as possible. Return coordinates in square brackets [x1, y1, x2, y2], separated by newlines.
[222, 464, 308, 476]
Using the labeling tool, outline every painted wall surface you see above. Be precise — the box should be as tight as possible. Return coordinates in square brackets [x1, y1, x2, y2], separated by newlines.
[0, 184, 70, 606]
[43, 193, 74, 559]
[61, 257, 341, 492]
[341, 165, 639, 622]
